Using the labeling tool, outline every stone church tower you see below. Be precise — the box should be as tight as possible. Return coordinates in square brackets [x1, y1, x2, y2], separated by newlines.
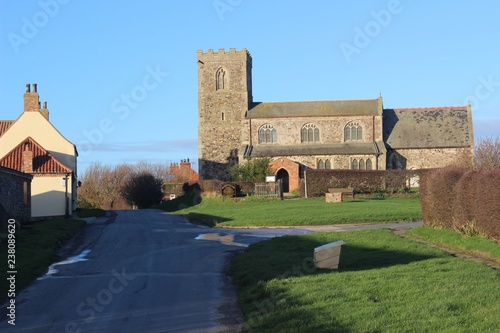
[197, 48, 253, 180]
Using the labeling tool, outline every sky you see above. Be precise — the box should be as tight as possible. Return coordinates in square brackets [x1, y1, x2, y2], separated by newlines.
[1, 0, 499, 176]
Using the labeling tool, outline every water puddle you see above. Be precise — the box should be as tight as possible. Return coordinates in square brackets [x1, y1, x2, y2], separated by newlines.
[195, 233, 248, 247]
[38, 249, 91, 280]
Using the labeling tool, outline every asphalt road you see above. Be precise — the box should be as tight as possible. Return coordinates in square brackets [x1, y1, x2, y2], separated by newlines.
[1, 209, 422, 333]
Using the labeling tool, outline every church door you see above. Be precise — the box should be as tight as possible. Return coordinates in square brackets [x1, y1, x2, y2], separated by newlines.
[276, 168, 289, 193]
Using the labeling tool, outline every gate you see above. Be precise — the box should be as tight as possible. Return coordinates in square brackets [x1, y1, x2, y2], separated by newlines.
[254, 181, 283, 198]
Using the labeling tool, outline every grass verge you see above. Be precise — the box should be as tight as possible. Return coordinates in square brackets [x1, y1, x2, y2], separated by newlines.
[0, 218, 86, 303]
[228, 228, 500, 332]
[158, 194, 422, 227]
[76, 208, 107, 218]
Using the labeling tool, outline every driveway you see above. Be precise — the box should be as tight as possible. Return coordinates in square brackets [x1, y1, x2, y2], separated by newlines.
[0, 209, 421, 332]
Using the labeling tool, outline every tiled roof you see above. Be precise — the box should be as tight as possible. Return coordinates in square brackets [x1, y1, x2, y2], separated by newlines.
[0, 121, 14, 137]
[247, 98, 380, 118]
[244, 141, 386, 157]
[0, 137, 72, 174]
[383, 106, 473, 149]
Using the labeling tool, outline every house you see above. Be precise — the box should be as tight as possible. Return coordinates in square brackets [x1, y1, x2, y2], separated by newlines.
[197, 48, 474, 192]
[163, 159, 199, 200]
[0, 84, 78, 218]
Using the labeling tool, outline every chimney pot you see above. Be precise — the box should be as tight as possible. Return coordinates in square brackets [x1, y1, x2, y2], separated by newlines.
[43, 101, 47, 109]
[26, 84, 30, 92]
[32, 83, 37, 92]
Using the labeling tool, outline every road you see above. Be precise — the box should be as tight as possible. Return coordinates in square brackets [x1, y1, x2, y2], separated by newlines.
[1, 209, 421, 333]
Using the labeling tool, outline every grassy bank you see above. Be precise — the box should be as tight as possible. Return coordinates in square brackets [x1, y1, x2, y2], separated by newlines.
[0, 219, 86, 303]
[159, 194, 422, 227]
[229, 228, 500, 332]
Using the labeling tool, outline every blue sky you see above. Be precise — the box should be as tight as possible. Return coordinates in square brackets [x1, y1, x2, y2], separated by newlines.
[1, 0, 499, 176]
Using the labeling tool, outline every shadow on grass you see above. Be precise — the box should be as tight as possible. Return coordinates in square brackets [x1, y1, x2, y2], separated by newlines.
[182, 212, 233, 227]
[157, 191, 202, 212]
[230, 234, 440, 286]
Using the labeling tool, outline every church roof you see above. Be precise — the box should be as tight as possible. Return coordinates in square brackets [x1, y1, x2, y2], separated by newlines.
[244, 141, 386, 157]
[247, 98, 380, 118]
[383, 106, 473, 149]
[0, 137, 72, 174]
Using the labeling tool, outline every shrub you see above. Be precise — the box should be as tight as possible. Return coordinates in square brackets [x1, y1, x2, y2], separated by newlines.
[121, 172, 163, 208]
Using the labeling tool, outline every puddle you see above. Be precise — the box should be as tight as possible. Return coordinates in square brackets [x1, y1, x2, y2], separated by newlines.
[196, 233, 248, 247]
[38, 249, 91, 280]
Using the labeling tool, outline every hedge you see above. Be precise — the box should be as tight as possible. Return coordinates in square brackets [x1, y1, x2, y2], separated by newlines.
[304, 169, 425, 197]
[420, 168, 500, 241]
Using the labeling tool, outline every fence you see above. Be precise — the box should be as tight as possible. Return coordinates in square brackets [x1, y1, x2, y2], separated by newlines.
[254, 181, 282, 198]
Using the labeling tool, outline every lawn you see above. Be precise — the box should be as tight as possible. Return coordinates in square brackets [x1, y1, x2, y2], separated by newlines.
[229, 228, 500, 332]
[0, 218, 86, 303]
[159, 194, 422, 227]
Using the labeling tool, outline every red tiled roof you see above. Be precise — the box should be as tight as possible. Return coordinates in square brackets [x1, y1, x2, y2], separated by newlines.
[0, 120, 14, 137]
[0, 137, 72, 174]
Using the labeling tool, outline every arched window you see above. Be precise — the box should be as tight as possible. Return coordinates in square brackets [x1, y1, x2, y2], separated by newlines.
[366, 159, 373, 170]
[351, 159, 358, 170]
[258, 124, 277, 144]
[359, 159, 365, 170]
[325, 159, 331, 169]
[216, 67, 226, 90]
[301, 123, 320, 143]
[344, 122, 363, 142]
[317, 159, 324, 169]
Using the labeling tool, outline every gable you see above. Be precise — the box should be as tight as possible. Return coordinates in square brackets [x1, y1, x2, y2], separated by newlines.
[247, 98, 381, 118]
[0, 137, 72, 174]
[383, 107, 473, 149]
[0, 121, 14, 137]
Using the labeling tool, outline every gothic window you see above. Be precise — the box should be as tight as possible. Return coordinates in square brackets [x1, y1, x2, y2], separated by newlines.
[317, 159, 324, 169]
[359, 159, 365, 170]
[258, 124, 277, 144]
[301, 123, 320, 143]
[344, 122, 363, 142]
[216, 67, 226, 90]
[366, 159, 373, 170]
[325, 159, 331, 169]
[351, 159, 358, 170]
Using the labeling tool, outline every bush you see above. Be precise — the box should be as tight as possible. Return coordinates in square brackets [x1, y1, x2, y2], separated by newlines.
[121, 172, 163, 208]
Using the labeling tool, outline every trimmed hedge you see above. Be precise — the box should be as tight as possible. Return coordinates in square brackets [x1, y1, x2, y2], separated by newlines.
[420, 168, 500, 241]
[305, 169, 424, 197]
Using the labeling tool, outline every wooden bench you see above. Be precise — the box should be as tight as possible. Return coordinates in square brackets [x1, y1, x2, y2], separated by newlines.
[325, 188, 354, 203]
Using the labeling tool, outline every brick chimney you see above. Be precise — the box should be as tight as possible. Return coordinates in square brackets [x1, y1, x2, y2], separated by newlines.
[24, 83, 40, 113]
[22, 141, 33, 173]
[40, 101, 49, 120]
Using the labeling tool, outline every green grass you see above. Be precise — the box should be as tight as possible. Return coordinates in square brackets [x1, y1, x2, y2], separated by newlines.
[407, 226, 500, 264]
[229, 228, 500, 332]
[0, 218, 86, 303]
[158, 194, 422, 227]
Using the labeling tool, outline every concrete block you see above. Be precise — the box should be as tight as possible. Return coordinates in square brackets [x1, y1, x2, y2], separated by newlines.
[314, 240, 345, 269]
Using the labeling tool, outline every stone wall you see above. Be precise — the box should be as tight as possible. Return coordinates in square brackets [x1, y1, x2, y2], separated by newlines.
[249, 115, 382, 145]
[388, 147, 472, 170]
[0, 167, 32, 221]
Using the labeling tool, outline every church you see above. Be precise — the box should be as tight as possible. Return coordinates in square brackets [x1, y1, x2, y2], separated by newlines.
[197, 48, 474, 192]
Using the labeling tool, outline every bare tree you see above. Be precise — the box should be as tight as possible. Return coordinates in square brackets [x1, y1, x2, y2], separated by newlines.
[475, 137, 500, 170]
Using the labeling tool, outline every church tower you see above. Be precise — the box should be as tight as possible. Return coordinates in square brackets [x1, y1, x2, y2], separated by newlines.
[197, 48, 253, 180]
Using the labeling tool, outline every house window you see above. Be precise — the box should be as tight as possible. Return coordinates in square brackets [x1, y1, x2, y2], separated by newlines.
[325, 159, 331, 169]
[216, 67, 226, 90]
[258, 124, 277, 144]
[301, 123, 320, 143]
[317, 159, 324, 169]
[23, 181, 29, 205]
[359, 159, 365, 170]
[344, 122, 363, 142]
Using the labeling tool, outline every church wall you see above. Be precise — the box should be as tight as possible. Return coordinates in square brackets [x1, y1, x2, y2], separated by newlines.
[389, 147, 472, 170]
[250, 115, 382, 145]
